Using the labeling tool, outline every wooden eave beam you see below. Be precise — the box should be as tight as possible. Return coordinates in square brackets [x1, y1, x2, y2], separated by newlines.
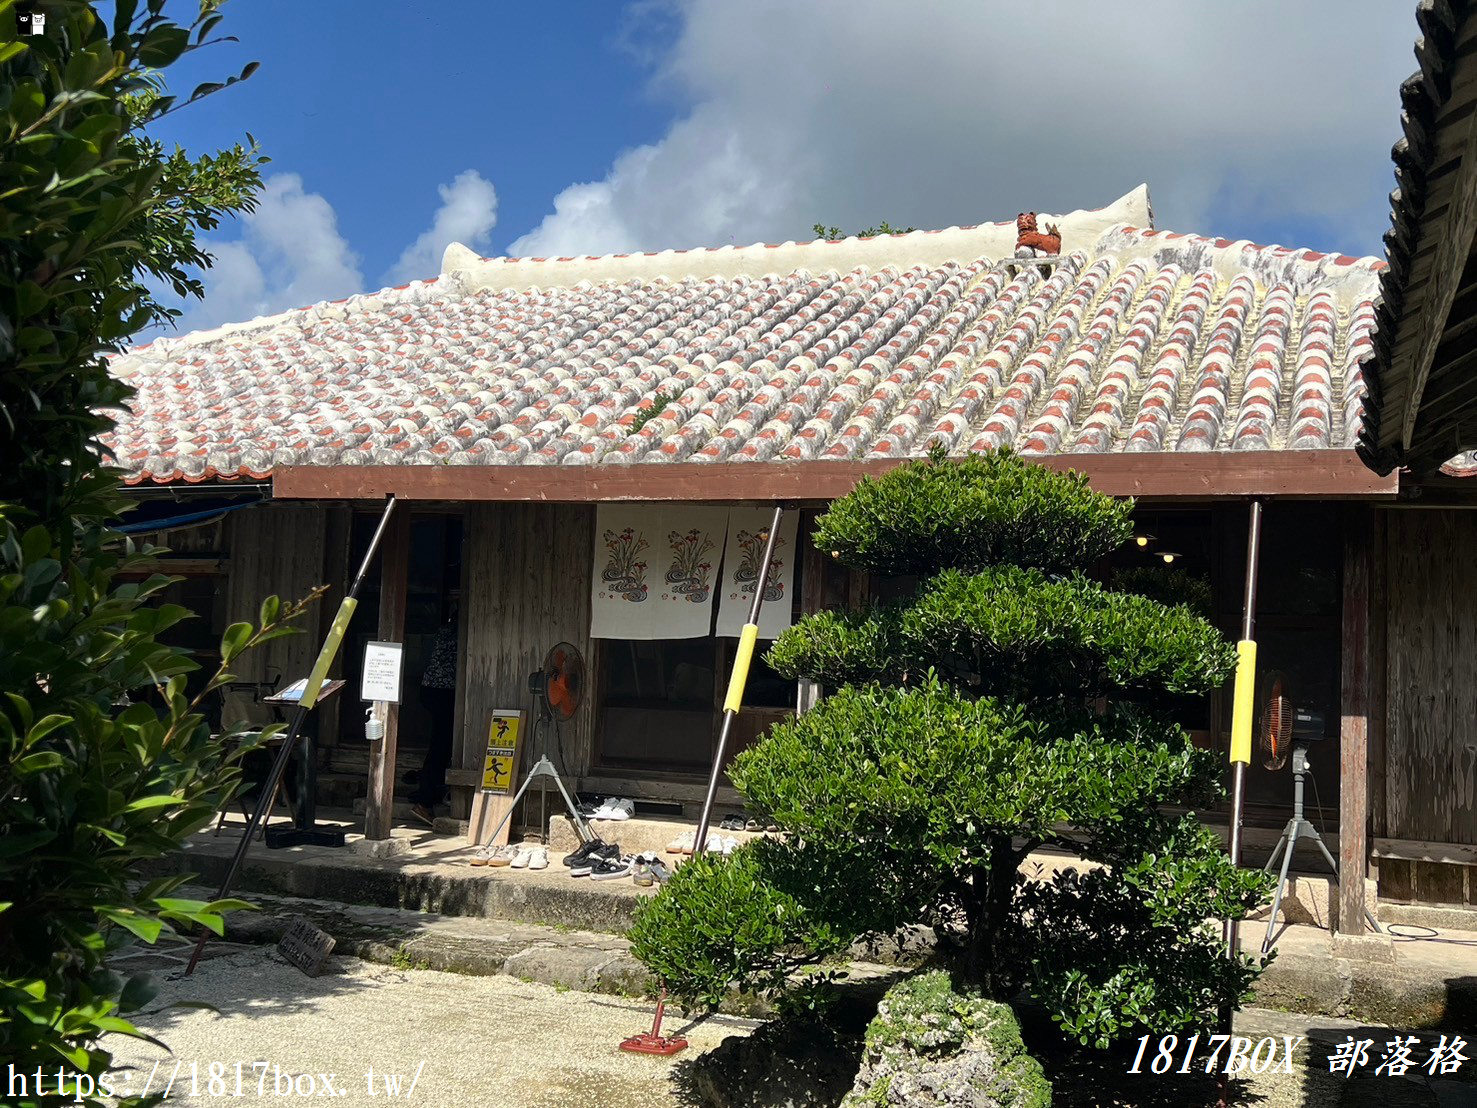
[271, 451, 1399, 504]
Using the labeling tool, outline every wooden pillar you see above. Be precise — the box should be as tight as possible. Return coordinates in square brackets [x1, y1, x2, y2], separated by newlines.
[365, 507, 411, 840]
[1339, 505, 1374, 932]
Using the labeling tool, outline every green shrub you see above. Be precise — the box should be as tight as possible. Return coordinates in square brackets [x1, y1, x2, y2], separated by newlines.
[771, 567, 1236, 701]
[1, 4, 277, 1102]
[1106, 564, 1215, 619]
[811, 446, 1133, 577]
[633, 451, 1271, 1047]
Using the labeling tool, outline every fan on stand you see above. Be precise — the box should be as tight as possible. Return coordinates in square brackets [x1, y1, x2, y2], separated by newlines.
[476, 643, 593, 852]
[525, 643, 589, 843]
[1255, 670, 1379, 951]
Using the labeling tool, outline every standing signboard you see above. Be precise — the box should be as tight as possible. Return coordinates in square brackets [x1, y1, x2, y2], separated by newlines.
[467, 709, 526, 847]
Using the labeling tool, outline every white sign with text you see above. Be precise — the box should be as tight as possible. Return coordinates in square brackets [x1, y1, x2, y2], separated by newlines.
[360, 641, 404, 703]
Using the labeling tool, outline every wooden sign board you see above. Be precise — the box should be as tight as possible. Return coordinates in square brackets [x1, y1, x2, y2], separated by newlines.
[277, 915, 336, 977]
[466, 710, 525, 848]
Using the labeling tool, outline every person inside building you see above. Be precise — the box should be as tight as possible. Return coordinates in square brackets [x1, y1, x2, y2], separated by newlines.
[409, 602, 458, 826]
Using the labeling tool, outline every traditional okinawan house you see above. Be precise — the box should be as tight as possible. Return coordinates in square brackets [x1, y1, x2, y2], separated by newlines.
[105, 176, 1473, 924]
[1351, 0, 1477, 923]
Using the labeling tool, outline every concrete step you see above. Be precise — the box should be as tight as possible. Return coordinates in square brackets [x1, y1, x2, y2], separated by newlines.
[159, 822, 654, 934]
[550, 813, 780, 859]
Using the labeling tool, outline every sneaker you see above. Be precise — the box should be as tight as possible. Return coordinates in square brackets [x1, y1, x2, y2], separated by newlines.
[486, 844, 519, 867]
[719, 815, 746, 831]
[590, 797, 635, 821]
[525, 845, 549, 870]
[570, 841, 620, 877]
[469, 846, 494, 867]
[632, 852, 672, 886]
[591, 854, 635, 880]
[719, 837, 738, 856]
[686, 833, 724, 856]
[562, 838, 607, 868]
[509, 846, 532, 869]
[646, 856, 673, 884]
[666, 831, 694, 855]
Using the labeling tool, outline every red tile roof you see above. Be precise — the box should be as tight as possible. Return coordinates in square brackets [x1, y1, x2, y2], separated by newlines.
[106, 204, 1389, 486]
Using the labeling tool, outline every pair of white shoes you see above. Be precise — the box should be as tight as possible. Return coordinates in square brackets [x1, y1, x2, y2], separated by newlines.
[665, 831, 738, 856]
[588, 797, 635, 821]
[471, 843, 548, 869]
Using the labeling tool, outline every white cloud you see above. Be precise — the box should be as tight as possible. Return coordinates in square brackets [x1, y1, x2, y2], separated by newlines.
[386, 169, 498, 283]
[174, 170, 498, 334]
[174, 173, 363, 333]
[511, 0, 1415, 259]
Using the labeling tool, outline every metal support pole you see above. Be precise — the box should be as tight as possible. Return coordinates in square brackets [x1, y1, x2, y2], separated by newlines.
[185, 495, 399, 975]
[621, 504, 785, 1056]
[1225, 498, 1263, 953]
[693, 504, 784, 856]
[1217, 498, 1262, 1105]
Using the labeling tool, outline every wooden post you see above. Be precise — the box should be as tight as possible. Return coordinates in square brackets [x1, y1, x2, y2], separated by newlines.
[365, 507, 411, 841]
[1339, 506, 1374, 932]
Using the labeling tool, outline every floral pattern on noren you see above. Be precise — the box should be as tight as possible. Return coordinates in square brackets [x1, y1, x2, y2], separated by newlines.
[600, 527, 649, 602]
[663, 529, 715, 603]
[732, 529, 786, 603]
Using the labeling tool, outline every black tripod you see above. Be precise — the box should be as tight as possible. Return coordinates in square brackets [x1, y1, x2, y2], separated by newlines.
[1261, 742, 1379, 952]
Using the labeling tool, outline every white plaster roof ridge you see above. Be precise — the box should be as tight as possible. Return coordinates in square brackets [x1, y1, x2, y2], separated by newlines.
[112, 277, 445, 372]
[1093, 224, 1386, 308]
[440, 185, 1154, 296]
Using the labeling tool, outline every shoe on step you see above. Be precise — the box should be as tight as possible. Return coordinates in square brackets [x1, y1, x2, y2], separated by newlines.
[590, 797, 635, 821]
[486, 844, 519, 867]
[562, 838, 606, 868]
[509, 846, 531, 869]
[526, 845, 549, 870]
[591, 854, 635, 880]
[666, 831, 694, 854]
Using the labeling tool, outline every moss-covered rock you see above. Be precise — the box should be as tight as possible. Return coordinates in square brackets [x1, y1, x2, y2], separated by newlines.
[842, 972, 1051, 1107]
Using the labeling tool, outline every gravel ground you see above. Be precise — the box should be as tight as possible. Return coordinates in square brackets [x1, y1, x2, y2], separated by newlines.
[106, 945, 758, 1107]
[105, 944, 1475, 1107]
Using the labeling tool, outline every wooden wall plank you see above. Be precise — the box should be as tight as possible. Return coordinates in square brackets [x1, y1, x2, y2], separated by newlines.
[1384, 510, 1477, 846]
[221, 503, 330, 727]
[458, 504, 595, 829]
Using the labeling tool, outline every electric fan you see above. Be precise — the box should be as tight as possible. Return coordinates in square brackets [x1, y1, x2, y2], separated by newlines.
[1254, 669, 1378, 950]
[529, 641, 585, 724]
[1258, 670, 1295, 771]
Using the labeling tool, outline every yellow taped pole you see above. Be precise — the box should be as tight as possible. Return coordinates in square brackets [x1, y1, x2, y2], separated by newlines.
[1216, 498, 1263, 1105]
[1228, 640, 1257, 766]
[693, 505, 785, 858]
[186, 496, 399, 974]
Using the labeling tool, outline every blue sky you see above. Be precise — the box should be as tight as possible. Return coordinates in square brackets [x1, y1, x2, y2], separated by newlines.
[151, 1, 1418, 333]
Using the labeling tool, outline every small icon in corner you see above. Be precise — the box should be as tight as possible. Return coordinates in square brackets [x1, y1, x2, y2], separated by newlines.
[17, 5, 46, 36]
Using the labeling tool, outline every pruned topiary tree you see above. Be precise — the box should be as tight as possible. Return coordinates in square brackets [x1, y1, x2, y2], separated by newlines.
[630, 448, 1272, 1049]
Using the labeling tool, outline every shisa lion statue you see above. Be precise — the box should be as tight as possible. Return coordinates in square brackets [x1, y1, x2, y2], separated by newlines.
[1014, 211, 1061, 257]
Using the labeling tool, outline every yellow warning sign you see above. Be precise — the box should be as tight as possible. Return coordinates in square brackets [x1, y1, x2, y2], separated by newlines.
[479, 711, 523, 795]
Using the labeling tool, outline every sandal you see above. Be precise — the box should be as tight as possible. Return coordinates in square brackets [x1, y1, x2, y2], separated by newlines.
[744, 818, 763, 832]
